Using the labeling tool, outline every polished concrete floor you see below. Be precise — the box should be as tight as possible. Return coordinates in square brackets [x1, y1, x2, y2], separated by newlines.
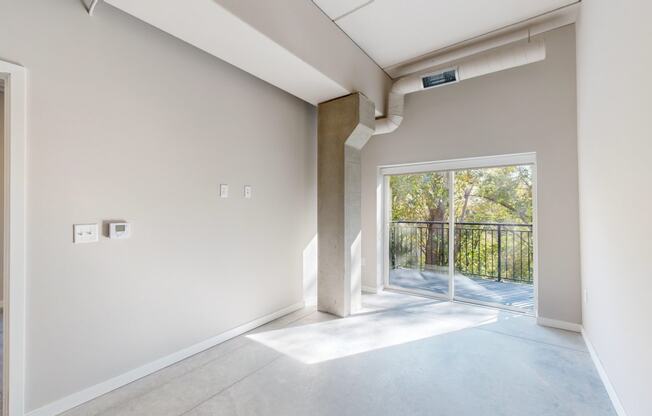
[390, 268, 535, 310]
[64, 292, 614, 416]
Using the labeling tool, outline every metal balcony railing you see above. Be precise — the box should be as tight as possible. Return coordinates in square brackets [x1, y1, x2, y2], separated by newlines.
[390, 221, 534, 284]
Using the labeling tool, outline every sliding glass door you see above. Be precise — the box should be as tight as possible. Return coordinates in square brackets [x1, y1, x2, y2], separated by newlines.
[384, 157, 535, 313]
[452, 166, 534, 310]
[388, 171, 451, 297]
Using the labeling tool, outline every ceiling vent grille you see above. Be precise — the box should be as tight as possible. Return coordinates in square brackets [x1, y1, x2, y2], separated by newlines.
[421, 69, 458, 89]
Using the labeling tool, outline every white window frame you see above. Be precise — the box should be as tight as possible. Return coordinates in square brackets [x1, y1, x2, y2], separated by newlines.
[377, 152, 538, 315]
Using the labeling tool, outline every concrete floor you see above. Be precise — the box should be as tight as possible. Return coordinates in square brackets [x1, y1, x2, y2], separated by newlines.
[63, 292, 615, 416]
[390, 268, 535, 310]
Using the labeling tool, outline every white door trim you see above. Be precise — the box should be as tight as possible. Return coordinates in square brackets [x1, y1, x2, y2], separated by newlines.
[377, 152, 538, 314]
[1, 59, 28, 416]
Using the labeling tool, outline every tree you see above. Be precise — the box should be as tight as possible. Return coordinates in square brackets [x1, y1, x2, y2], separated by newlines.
[454, 165, 532, 224]
[390, 172, 448, 222]
[390, 166, 533, 278]
[390, 172, 449, 268]
[391, 166, 532, 224]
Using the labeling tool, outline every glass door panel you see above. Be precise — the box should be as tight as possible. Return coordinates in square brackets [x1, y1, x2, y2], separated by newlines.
[388, 171, 450, 297]
[453, 166, 534, 311]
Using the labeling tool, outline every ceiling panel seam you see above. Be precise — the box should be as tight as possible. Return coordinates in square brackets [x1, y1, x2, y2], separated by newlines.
[332, 0, 375, 21]
[309, 0, 391, 79]
[384, 0, 581, 74]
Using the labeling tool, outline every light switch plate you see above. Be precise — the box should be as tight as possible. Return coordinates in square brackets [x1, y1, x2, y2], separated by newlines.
[74, 223, 99, 244]
[244, 185, 252, 199]
[219, 184, 229, 198]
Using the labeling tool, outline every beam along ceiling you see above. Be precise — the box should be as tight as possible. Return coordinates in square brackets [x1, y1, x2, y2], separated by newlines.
[312, 0, 578, 70]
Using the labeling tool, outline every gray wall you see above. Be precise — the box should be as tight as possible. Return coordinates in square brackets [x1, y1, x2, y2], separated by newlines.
[361, 26, 581, 324]
[0, 0, 316, 411]
[576, 2, 652, 415]
[0, 88, 3, 303]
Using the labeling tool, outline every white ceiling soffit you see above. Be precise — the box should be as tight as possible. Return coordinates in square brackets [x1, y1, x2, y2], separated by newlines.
[313, 0, 578, 69]
[103, 0, 391, 113]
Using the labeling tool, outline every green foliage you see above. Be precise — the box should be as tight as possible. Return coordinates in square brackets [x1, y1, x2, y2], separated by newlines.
[390, 165, 532, 224]
[390, 172, 449, 222]
[456, 165, 532, 224]
[389, 165, 534, 282]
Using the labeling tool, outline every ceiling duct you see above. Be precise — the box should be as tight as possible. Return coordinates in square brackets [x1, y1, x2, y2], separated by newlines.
[374, 39, 546, 135]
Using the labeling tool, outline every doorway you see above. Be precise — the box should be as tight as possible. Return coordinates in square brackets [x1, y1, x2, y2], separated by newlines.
[0, 60, 28, 416]
[381, 153, 537, 313]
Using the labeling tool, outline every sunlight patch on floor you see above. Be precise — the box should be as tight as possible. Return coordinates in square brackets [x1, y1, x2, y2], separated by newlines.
[247, 301, 499, 364]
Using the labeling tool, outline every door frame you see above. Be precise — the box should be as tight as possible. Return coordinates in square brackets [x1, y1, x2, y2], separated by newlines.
[1, 59, 28, 416]
[377, 152, 538, 314]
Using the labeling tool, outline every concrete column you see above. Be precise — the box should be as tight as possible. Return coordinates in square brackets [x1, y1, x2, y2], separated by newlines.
[317, 93, 375, 317]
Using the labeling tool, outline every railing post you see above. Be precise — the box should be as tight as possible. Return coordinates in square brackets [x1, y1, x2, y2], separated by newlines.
[388, 220, 533, 283]
[390, 223, 395, 269]
[497, 224, 502, 282]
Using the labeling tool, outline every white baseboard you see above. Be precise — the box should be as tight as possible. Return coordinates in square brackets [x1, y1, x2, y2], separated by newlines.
[536, 316, 582, 332]
[538, 320, 627, 415]
[25, 302, 627, 416]
[362, 285, 381, 294]
[582, 329, 628, 416]
[26, 301, 305, 416]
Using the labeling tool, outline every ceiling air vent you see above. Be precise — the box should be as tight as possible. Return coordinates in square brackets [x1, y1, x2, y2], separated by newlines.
[421, 68, 458, 89]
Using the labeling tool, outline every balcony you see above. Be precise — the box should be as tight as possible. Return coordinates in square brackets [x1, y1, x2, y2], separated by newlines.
[389, 221, 534, 311]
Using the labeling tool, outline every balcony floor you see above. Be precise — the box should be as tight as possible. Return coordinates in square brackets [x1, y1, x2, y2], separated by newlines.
[389, 268, 534, 311]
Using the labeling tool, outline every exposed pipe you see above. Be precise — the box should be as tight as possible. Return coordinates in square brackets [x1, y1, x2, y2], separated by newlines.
[388, 29, 529, 79]
[374, 39, 546, 136]
[385, 2, 578, 78]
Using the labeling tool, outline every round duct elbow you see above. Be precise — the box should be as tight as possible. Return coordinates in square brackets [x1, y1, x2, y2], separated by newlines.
[373, 39, 546, 136]
[375, 115, 403, 135]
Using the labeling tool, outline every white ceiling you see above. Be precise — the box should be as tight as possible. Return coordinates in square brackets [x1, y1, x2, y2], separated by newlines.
[312, 0, 578, 69]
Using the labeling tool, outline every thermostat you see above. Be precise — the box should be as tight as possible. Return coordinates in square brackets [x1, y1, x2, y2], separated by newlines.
[109, 222, 131, 239]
